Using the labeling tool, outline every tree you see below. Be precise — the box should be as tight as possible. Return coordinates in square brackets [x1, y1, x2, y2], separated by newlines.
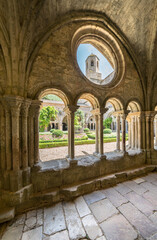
[103, 117, 112, 129]
[75, 109, 85, 127]
[39, 106, 58, 131]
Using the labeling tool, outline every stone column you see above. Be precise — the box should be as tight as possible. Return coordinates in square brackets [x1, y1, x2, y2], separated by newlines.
[21, 100, 31, 169]
[121, 111, 129, 153]
[127, 117, 131, 148]
[98, 111, 104, 155]
[0, 103, 6, 171]
[28, 105, 34, 167]
[64, 105, 78, 160]
[137, 115, 141, 150]
[135, 116, 138, 149]
[141, 113, 145, 150]
[6, 96, 23, 171]
[155, 116, 157, 147]
[91, 108, 108, 156]
[150, 115, 155, 151]
[132, 116, 135, 149]
[116, 115, 120, 151]
[94, 115, 99, 154]
[145, 111, 156, 151]
[33, 101, 41, 164]
[4, 104, 12, 170]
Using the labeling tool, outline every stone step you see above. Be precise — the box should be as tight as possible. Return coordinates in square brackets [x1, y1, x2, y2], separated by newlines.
[14, 165, 157, 216]
[26, 165, 157, 212]
[0, 207, 15, 224]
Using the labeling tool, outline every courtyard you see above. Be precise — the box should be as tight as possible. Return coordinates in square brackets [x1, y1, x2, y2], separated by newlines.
[1, 172, 157, 240]
[39, 141, 122, 161]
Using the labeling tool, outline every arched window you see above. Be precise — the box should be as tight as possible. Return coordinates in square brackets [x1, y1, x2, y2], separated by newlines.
[97, 61, 99, 68]
[91, 60, 94, 66]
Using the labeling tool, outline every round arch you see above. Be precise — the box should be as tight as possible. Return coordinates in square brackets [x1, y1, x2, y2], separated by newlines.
[75, 92, 100, 109]
[36, 88, 70, 106]
[104, 97, 124, 111]
[127, 100, 141, 112]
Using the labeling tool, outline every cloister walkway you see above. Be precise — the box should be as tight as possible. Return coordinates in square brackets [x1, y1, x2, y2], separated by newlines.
[1, 172, 157, 239]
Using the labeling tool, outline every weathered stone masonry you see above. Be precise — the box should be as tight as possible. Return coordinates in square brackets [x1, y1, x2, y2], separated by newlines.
[0, 0, 157, 222]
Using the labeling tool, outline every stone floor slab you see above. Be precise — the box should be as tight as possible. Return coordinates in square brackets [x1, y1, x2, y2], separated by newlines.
[134, 178, 145, 184]
[142, 174, 157, 183]
[102, 188, 128, 207]
[2, 225, 23, 240]
[147, 233, 157, 240]
[44, 230, 69, 240]
[90, 199, 118, 223]
[119, 202, 157, 239]
[36, 209, 43, 227]
[44, 203, 66, 235]
[96, 236, 106, 240]
[125, 191, 157, 216]
[149, 212, 157, 225]
[114, 183, 132, 195]
[26, 210, 36, 219]
[22, 226, 42, 240]
[63, 202, 86, 240]
[143, 191, 157, 206]
[123, 181, 147, 195]
[140, 182, 157, 194]
[24, 216, 36, 231]
[82, 214, 102, 240]
[75, 196, 91, 217]
[84, 191, 106, 205]
[100, 214, 137, 240]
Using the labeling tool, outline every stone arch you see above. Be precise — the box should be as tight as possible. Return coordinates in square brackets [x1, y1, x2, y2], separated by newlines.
[126, 100, 142, 151]
[36, 88, 70, 106]
[104, 97, 124, 111]
[75, 92, 100, 109]
[126, 100, 142, 112]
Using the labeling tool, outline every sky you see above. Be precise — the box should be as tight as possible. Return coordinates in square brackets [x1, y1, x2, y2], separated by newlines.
[77, 43, 114, 79]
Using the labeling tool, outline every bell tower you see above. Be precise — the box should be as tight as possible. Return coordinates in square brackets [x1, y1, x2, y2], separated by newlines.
[86, 54, 102, 83]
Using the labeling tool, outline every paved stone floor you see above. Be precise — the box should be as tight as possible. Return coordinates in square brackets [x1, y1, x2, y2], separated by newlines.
[39, 142, 123, 161]
[1, 172, 157, 240]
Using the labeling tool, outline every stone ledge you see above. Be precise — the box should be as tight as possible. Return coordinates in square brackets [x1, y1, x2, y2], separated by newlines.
[15, 164, 157, 215]
[0, 207, 15, 224]
[32, 152, 146, 193]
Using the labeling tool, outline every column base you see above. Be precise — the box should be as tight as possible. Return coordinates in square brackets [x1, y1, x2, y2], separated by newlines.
[114, 149, 121, 153]
[9, 170, 23, 192]
[66, 157, 78, 167]
[22, 167, 31, 187]
[93, 152, 106, 160]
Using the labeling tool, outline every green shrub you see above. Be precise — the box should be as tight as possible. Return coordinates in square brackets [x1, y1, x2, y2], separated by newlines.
[103, 129, 112, 134]
[39, 139, 96, 149]
[87, 133, 96, 139]
[50, 129, 55, 133]
[52, 129, 63, 138]
[63, 131, 68, 135]
[74, 125, 82, 132]
[84, 128, 90, 133]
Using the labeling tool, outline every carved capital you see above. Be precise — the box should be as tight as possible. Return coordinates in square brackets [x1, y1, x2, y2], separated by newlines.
[63, 105, 79, 115]
[91, 107, 108, 116]
[29, 100, 42, 117]
[4, 96, 23, 117]
[21, 99, 31, 117]
[145, 111, 157, 119]
[121, 110, 130, 120]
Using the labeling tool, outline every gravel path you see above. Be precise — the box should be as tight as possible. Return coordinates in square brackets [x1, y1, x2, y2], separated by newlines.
[39, 142, 123, 162]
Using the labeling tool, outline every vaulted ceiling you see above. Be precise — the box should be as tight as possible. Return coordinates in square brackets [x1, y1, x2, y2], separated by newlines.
[0, 0, 156, 108]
